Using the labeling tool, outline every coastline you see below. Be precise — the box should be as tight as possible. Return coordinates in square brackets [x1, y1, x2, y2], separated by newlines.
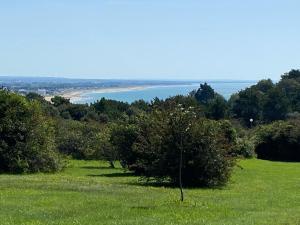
[44, 85, 151, 102]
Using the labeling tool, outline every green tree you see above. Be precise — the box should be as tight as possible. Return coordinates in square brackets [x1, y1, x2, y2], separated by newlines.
[229, 87, 264, 126]
[55, 120, 102, 159]
[95, 127, 118, 168]
[131, 100, 150, 112]
[278, 78, 300, 112]
[110, 123, 139, 168]
[26, 93, 59, 117]
[207, 95, 228, 120]
[262, 87, 290, 122]
[281, 69, 300, 81]
[65, 104, 89, 121]
[131, 108, 237, 187]
[0, 91, 64, 173]
[92, 98, 129, 121]
[51, 96, 70, 107]
[255, 79, 274, 93]
[194, 83, 215, 105]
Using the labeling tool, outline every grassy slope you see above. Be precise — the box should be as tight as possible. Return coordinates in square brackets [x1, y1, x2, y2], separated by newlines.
[0, 159, 299, 225]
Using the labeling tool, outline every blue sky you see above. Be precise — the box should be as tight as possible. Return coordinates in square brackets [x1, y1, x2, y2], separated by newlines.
[0, 0, 299, 80]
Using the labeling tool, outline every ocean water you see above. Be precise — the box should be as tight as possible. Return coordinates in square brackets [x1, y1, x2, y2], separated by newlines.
[73, 81, 256, 104]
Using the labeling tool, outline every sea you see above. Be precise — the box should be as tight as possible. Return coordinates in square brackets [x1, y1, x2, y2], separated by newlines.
[73, 81, 256, 104]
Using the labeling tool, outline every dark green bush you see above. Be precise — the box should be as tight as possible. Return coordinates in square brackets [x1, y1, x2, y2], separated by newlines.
[110, 123, 139, 168]
[255, 121, 300, 161]
[0, 91, 64, 173]
[119, 108, 237, 187]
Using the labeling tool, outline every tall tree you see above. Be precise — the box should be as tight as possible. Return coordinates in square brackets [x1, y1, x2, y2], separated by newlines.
[194, 83, 215, 105]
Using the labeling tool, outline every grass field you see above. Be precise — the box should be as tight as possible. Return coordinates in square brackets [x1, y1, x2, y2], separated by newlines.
[0, 159, 299, 225]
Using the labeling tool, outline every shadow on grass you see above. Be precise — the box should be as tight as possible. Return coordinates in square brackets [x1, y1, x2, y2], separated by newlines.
[87, 171, 225, 190]
[126, 179, 225, 190]
[127, 181, 178, 188]
[87, 172, 135, 178]
[80, 166, 115, 170]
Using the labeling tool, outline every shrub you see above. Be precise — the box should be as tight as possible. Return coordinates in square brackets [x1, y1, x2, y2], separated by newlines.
[233, 138, 255, 158]
[0, 91, 64, 173]
[255, 121, 300, 161]
[130, 108, 237, 187]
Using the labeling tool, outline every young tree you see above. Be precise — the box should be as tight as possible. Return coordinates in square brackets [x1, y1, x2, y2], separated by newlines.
[131, 108, 237, 190]
[167, 105, 196, 200]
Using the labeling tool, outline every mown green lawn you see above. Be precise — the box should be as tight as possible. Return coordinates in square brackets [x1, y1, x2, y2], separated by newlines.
[0, 159, 299, 225]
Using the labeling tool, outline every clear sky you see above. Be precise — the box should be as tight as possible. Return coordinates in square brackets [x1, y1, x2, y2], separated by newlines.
[0, 0, 299, 80]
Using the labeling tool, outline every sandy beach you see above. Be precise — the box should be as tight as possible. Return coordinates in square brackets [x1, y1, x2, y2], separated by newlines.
[44, 85, 150, 102]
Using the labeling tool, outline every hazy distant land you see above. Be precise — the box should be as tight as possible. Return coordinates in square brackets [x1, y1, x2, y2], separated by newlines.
[0, 76, 257, 103]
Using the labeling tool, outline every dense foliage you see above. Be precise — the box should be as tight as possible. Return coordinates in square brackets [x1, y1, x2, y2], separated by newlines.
[129, 109, 237, 187]
[255, 120, 300, 161]
[55, 120, 103, 159]
[92, 98, 130, 121]
[2, 68, 300, 181]
[94, 126, 118, 168]
[229, 70, 300, 125]
[190, 83, 228, 120]
[0, 91, 64, 173]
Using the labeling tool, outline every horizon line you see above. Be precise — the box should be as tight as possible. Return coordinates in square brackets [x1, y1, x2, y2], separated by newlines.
[0, 75, 261, 82]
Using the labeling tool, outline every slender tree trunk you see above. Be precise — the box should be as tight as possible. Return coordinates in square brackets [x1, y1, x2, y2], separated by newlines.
[109, 161, 115, 168]
[179, 133, 184, 202]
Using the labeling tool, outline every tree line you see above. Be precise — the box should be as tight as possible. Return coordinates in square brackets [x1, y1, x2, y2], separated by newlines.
[1, 69, 300, 187]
